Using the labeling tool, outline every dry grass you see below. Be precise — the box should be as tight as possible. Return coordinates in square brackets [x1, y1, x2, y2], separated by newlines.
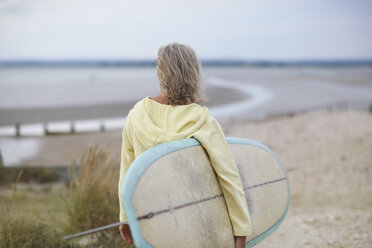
[0, 145, 134, 247]
[64, 145, 133, 247]
[65, 145, 120, 234]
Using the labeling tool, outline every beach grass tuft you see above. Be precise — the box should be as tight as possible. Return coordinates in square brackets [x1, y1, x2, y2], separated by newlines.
[64, 145, 133, 247]
[0, 145, 134, 247]
[65, 145, 119, 234]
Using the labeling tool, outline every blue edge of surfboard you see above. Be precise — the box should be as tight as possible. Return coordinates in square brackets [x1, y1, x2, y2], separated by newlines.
[122, 137, 290, 248]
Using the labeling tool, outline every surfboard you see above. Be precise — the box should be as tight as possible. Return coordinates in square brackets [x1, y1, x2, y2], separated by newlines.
[121, 137, 289, 248]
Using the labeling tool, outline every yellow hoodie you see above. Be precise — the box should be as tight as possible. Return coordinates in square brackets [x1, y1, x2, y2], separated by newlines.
[118, 96, 251, 236]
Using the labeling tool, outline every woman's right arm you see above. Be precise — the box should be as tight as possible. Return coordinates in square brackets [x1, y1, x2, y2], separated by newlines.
[193, 115, 252, 238]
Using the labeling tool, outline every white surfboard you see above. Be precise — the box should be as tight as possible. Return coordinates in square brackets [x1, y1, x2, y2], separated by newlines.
[122, 137, 289, 248]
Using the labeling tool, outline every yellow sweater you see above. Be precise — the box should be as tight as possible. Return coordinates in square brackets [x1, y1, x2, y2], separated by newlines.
[118, 97, 251, 236]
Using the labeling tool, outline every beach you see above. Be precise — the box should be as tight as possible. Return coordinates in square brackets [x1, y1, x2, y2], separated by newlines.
[0, 66, 372, 247]
[2, 109, 371, 247]
[228, 110, 372, 247]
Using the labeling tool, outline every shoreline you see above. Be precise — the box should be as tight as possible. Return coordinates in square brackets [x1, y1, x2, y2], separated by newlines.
[0, 100, 370, 137]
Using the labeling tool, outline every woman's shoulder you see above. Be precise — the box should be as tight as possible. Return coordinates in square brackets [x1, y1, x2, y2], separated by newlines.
[125, 97, 147, 121]
[135, 97, 148, 107]
[128, 97, 148, 113]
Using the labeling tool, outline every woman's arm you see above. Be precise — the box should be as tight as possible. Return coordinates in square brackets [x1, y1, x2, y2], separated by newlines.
[118, 116, 135, 244]
[118, 126, 135, 222]
[193, 115, 252, 237]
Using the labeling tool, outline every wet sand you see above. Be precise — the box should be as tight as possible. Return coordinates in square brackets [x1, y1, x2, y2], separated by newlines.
[0, 84, 246, 126]
[204, 67, 372, 119]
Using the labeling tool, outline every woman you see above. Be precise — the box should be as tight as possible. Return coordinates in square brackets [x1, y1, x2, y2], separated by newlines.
[118, 43, 251, 248]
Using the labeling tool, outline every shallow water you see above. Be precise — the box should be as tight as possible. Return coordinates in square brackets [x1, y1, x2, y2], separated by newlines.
[0, 138, 40, 165]
[0, 67, 159, 109]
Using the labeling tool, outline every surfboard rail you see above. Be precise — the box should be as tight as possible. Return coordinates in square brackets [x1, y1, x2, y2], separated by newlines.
[121, 137, 290, 248]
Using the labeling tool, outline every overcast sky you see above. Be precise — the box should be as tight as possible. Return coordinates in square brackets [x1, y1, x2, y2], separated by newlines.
[0, 0, 371, 60]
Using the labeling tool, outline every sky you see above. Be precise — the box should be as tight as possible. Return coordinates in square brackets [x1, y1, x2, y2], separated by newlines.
[0, 0, 371, 60]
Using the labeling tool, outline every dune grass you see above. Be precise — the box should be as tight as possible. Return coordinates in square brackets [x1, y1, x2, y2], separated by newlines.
[0, 145, 134, 247]
[64, 145, 132, 245]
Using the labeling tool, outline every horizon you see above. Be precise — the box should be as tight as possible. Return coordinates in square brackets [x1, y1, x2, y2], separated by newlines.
[1, 57, 372, 61]
[1, 58, 372, 68]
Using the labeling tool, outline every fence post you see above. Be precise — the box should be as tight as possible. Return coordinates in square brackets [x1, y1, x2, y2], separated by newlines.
[0, 149, 3, 167]
[15, 123, 20, 137]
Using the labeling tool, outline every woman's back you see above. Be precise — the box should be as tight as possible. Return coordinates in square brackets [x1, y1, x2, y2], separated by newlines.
[118, 43, 251, 248]
[119, 96, 251, 236]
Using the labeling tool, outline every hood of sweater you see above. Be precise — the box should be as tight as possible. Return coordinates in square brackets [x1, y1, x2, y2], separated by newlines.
[128, 96, 209, 149]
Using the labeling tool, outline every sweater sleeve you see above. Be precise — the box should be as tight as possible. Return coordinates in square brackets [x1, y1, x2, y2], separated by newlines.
[118, 116, 135, 222]
[193, 116, 252, 236]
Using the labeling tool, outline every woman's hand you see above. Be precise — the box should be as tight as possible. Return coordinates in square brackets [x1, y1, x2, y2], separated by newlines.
[235, 236, 246, 248]
[119, 224, 133, 244]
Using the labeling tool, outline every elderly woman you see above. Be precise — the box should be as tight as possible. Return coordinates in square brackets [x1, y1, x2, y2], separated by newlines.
[118, 43, 251, 248]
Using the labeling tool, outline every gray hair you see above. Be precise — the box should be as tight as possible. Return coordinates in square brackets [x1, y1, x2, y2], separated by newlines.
[156, 42, 206, 105]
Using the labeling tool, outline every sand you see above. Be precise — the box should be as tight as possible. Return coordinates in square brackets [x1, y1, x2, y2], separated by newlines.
[8, 109, 371, 247]
[226, 110, 372, 247]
